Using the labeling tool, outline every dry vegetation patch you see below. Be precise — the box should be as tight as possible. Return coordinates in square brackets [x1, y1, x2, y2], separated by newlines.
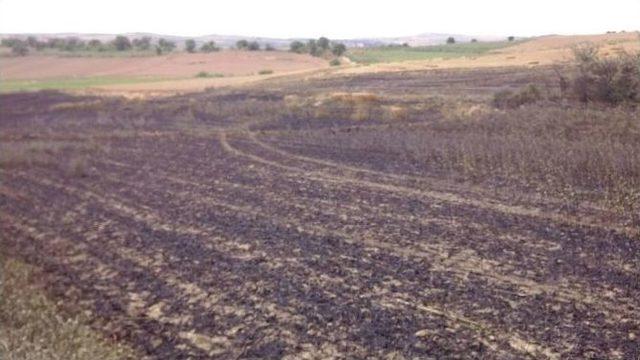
[0, 257, 138, 359]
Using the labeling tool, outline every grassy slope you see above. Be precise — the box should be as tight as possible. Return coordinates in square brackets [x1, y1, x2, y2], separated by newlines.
[0, 256, 138, 359]
[0, 76, 173, 93]
[346, 41, 521, 64]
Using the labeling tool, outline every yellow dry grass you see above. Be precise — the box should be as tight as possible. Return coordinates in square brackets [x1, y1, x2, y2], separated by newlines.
[336, 32, 640, 75]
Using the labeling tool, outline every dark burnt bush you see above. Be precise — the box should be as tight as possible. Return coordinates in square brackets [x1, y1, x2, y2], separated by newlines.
[560, 44, 640, 105]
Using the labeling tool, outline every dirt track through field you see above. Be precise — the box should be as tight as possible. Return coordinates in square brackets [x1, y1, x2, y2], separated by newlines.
[1, 84, 639, 359]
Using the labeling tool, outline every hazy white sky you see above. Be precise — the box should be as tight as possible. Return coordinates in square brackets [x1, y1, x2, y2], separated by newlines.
[0, 0, 638, 38]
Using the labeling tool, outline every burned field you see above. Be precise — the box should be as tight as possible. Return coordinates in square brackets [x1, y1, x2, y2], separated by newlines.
[1, 67, 639, 359]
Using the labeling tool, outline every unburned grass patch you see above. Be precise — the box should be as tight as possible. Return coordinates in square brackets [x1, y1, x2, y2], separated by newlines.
[283, 92, 420, 123]
[0, 139, 101, 177]
[0, 257, 138, 359]
[346, 41, 520, 64]
[0, 76, 170, 93]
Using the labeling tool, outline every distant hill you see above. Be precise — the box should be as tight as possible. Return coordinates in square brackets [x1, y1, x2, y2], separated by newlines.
[0, 32, 509, 49]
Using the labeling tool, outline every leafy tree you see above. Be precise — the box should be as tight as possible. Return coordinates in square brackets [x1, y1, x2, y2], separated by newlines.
[264, 43, 276, 51]
[331, 43, 347, 57]
[317, 37, 330, 50]
[46, 38, 65, 50]
[307, 39, 319, 56]
[446, 37, 455, 44]
[113, 35, 132, 51]
[132, 36, 152, 50]
[1, 37, 21, 47]
[26, 36, 38, 48]
[88, 39, 103, 50]
[11, 42, 29, 56]
[185, 39, 196, 53]
[158, 38, 176, 52]
[64, 37, 85, 51]
[289, 40, 305, 53]
[508, 36, 515, 42]
[247, 41, 260, 51]
[236, 39, 249, 50]
[471, 38, 478, 43]
[200, 41, 219, 53]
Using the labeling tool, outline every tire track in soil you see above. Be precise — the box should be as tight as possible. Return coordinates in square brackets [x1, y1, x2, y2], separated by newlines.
[102, 138, 632, 286]
[89, 137, 638, 327]
[93, 151, 639, 322]
[219, 133, 639, 292]
[243, 129, 634, 235]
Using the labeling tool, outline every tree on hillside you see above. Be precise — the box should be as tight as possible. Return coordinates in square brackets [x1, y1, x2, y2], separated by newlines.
[289, 40, 305, 53]
[1, 38, 21, 48]
[64, 37, 85, 51]
[113, 35, 132, 51]
[317, 37, 330, 51]
[158, 38, 176, 53]
[236, 39, 249, 50]
[247, 41, 261, 51]
[331, 43, 347, 57]
[11, 42, 29, 56]
[26, 36, 38, 48]
[200, 41, 219, 53]
[446, 37, 456, 44]
[88, 39, 103, 50]
[185, 39, 197, 53]
[508, 36, 515, 42]
[307, 39, 319, 56]
[133, 36, 152, 50]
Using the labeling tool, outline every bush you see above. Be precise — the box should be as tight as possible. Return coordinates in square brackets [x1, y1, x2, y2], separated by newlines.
[185, 39, 196, 53]
[265, 44, 276, 51]
[508, 36, 515, 42]
[446, 37, 455, 44]
[258, 69, 274, 75]
[195, 71, 224, 78]
[330, 59, 341, 66]
[560, 44, 640, 105]
[493, 84, 543, 109]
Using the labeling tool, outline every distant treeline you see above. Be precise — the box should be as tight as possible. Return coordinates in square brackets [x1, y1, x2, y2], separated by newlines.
[0, 36, 184, 56]
[289, 37, 347, 57]
[1, 35, 347, 57]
